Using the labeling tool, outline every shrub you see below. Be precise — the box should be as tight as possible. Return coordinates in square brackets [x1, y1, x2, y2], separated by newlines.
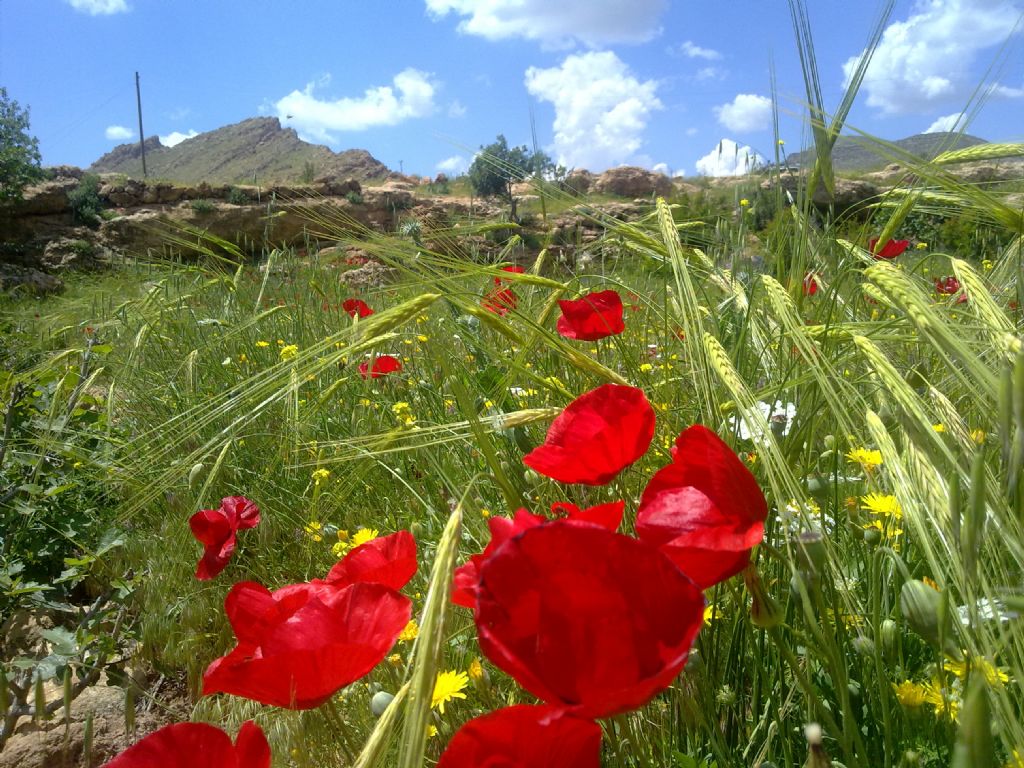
[67, 173, 103, 227]
[226, 187, 250, 205]
[191, 198, 216, 213]
[345, 190, 364, 205]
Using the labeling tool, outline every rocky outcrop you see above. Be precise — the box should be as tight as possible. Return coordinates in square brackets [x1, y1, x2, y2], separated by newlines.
[88, 117, 390, 184]
[592, 167, 672, 198]
[761, 172, 881, 209]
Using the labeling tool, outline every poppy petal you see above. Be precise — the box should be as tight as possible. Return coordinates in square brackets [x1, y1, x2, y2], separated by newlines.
[221, 496, 260, 529]
[523, 384, 655, 485]
[101, 721, 268, 768]
[556, 290, 625, 341]
[437, 705, 601, 768]
[549, 500, 625, 531]
[204, 582, 410, 709]
[636, 425, 768, 589]
[475, 521, 704, 719]
[326, 530, 418, 590]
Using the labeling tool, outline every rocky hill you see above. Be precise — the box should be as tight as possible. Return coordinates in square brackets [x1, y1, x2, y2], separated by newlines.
[88, 117, 390, 184]
[785, 132, 987, 172]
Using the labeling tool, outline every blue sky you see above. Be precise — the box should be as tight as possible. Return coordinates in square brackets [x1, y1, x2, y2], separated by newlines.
[2, 0, 1022, 177]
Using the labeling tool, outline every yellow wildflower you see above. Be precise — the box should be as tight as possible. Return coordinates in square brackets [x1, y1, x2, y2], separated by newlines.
[311, 468, 331, 485]
[893, 680, 929, 708]
[351, 527, 379, 548]
[970, 428, 986, 445]
[238, 353, 248, 363]
[739, 198, 750, 207]
[860, 493, 902, 519]
[846, 447, 883, 471]
[480, 508, 491, 518]
[398, 620, 419, 643]
[417, 334, 429, 342]
[932, 423, 945, 433]
[639, 363, 653, 372]
[915, 242, 928, 250]
[255, 340, 270, 348]
[467, 657, 484, 682]
[304, 520, 323, 542]
[944, 657, 1010, 687]
[703, 604, 722, 625]
[387, 653, 403, 665]
[431, 671, 469, 714]
[279, 344, 299, 361]
[426, 725, 438, 738]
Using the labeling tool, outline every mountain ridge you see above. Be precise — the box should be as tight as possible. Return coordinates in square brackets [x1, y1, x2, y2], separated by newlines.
[784, 132, 988, 172]
[88, 117, 390, 184]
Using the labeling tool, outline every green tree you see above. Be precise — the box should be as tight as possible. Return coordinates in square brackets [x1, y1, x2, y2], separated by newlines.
[0, 88, 44, 205]
[467, 134, 554, 219]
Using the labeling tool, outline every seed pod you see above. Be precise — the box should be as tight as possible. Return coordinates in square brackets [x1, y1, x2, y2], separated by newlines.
[370, 690, 395, 717]
[63, 667, 73, 722]
[124, 685, 135, 736]
[83, 712, 94, 768]
[0, 666, 9, 714]
[950, 674, 996, 768]
[34, 673, 47, 722]
[803, 723, 832, 768]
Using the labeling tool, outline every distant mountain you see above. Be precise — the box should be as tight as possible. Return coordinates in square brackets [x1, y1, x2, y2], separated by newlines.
[784, 132, 988, 172]
[88, 117, 390, 184]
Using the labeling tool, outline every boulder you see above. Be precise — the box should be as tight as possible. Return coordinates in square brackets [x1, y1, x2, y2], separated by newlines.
[0, 264, 64, 295]
[564, 170, 594, 194]
[17, 178, 79, 216]
[593, 167, 672, 198]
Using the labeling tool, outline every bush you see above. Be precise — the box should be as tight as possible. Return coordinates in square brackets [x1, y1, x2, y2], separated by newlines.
[191, 198, 216, 214]
[226, 187, 250, 206]
[67, 174, 103, 227]
[345, 190, 364, 205]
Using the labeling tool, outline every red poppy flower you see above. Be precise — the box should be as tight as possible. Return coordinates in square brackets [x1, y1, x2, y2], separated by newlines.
[635, 425, 768, 590]
[475, 521, 704, 719]
[451, 503, 623, 609]
[189, 496, 260, 580]
[482, 286, 517, 315]
[494, 265, 525, 285]
[868, 238, 911, 259]
[358, 355, 402, 379]
[437, 705, 600, 768]
[342, 298, 374, 318]
[202, 578, 411, 709]
[102, 720, 270, 768]
[802, 272, 819, 296]
[523, 384, 655, 485]
[556, 290, 626, 341]
[934, 276, 968, 303]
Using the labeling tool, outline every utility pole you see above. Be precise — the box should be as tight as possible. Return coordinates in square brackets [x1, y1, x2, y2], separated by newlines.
[135, 71, 147, 177]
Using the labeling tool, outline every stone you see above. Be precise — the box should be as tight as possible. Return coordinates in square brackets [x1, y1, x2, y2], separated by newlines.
[0, 265, 64, 295]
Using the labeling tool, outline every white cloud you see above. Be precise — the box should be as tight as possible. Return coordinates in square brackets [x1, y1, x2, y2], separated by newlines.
[842, 0, 1024, 114]
[67, 0, 129, 15]
[694, 66, 726, 82]
[436, 155, 468, 174]
[159, 129, 199, 147]
[448, 99, 467, 118]
[525, 51, 662, 171]
[714, 93, 772, 133]
[685, 127, 699, 136]
[652, 162, 670, 175]
[426, 0, 666, 48]
[673, 169, 686, 178]
[924, 112, 963, 133]
[104, 125, 133, 141]
[274, 68, 437, 143]
[695, 138, 764, 176]
[679, 40, 721, 60]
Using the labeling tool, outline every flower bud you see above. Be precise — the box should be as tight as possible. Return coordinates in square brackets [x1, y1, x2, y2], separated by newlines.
[744, 565, 784, 629]
[187, 462, 204, 489]
[851, 636, 875, 657]
[803, 723, 832, 768]
[794, 530, 827, 575]
[899, 580, 962, 659]
[880, 618, 899, 655]
[822, 434, 836, 450]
